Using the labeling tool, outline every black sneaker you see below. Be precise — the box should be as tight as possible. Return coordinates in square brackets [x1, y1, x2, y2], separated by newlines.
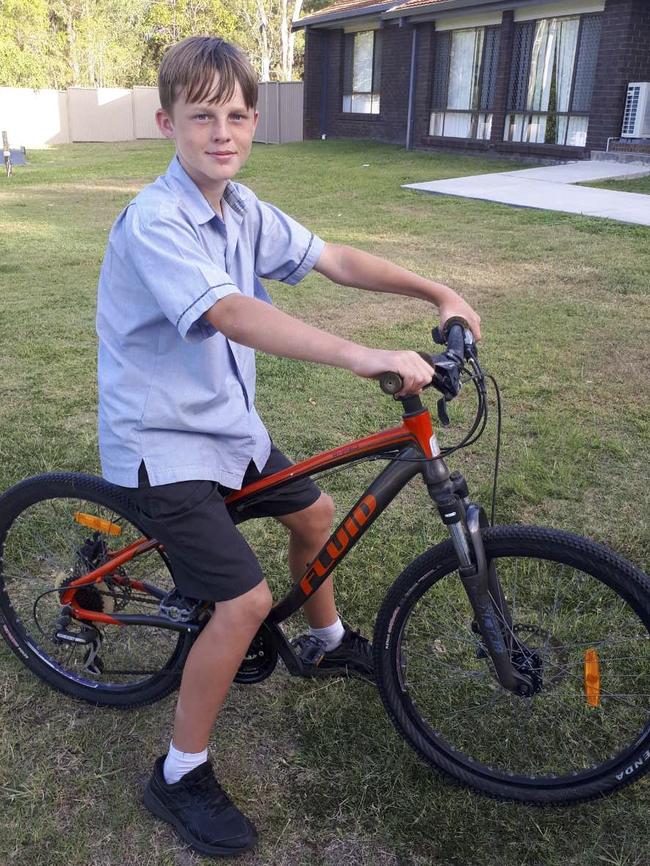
[295, 624, 375, 681]
[143, 756, 257, 857]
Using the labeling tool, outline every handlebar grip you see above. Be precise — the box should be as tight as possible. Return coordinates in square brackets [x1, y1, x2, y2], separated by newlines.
[379, 371, 403, 395]
[446, 323, 465, 360]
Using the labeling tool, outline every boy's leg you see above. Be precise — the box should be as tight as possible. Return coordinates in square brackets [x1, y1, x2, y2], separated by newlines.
[172, 580, 273, 751]
[277, 492, 337, 626]
[277, 495, 374, 677]
[143, 580, 272, 856]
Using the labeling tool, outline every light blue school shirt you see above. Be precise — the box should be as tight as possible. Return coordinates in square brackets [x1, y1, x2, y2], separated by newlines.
[97, 156, 324, 488]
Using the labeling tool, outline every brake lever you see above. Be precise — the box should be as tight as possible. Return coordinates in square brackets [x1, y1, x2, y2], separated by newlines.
[437, 397, 450, 427]
[430, 353, 461, 402]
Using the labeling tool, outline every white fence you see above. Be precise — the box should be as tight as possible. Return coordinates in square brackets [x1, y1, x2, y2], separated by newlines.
[0, 83, 303, 148]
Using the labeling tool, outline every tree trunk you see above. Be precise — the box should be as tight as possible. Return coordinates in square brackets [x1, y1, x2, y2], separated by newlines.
[256, 0, 270, 81]
[280, 0, 288, 80]
[287, 0, 303, 80]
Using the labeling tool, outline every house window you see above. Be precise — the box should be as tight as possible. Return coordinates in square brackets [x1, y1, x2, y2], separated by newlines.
[505, 14, 602, 147]
[342, 30, 381, 114]
[429, 27, 501, 139]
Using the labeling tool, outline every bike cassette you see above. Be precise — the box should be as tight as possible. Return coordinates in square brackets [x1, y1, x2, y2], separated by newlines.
[57, 533, 118, 614]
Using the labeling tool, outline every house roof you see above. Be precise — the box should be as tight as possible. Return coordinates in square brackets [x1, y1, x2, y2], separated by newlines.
[388, 0, 451, 11]
[295, 0, 518, 29]
[383, 0, 503, 18]
[295, 0, 396, 29]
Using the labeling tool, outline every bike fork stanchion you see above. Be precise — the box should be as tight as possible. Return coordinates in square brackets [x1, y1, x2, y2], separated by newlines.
[426, 463, 532, 696]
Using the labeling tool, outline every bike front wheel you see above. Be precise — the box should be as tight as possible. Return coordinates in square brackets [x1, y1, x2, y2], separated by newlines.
[0, 473, 193, 706]
[374, 525, 650, 804]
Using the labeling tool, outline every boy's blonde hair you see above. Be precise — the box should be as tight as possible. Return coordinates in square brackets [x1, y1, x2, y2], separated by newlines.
[158, 36, 258, 114]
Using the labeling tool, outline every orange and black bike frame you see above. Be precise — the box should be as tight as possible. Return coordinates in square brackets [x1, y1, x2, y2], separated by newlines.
[62, 397, 448, 629]
[60, 388, 532, 693]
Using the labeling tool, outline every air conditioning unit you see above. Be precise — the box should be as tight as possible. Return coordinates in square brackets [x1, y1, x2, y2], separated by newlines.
[621, 82, 650, 138]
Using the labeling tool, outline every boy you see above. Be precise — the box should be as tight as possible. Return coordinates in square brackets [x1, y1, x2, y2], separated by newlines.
[96, 36, 480, 858]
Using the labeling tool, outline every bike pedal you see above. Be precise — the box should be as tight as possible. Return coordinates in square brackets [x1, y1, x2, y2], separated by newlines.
[290, 634, 328, 668]
[159, 589, 202, 623]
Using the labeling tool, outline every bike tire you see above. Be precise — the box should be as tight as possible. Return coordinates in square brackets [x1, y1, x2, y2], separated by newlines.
[0, 473, 193, 707]
[373, 525, 650, 804]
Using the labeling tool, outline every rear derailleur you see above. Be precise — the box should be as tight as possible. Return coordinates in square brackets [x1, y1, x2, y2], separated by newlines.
[52, 605, 104, 675]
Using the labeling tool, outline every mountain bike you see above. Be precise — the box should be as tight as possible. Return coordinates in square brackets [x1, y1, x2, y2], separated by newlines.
[0, 321, 648, 805]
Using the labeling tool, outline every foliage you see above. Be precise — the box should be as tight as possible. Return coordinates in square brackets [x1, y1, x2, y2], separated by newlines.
[0, 0, 320, 87]
[0, 0, 53, 87]
[139, 0, 240, 85]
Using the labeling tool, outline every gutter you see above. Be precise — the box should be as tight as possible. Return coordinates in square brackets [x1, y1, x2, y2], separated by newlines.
[384, 0, 591, 21]
[293, 2, 394, 30]
[296, 0, 575, 29]
[291, 0, 395, 30]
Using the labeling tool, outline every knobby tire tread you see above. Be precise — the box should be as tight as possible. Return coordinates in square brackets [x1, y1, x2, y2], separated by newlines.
[0, 473, 192, 707]
[373, 524, 650, 804]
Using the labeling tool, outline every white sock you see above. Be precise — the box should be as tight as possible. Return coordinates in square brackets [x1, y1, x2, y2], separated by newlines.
[163, 740, 208, 785]
[309, 617, 345, 651]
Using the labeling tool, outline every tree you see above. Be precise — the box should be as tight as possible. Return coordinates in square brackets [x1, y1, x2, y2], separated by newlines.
[0, 0, 53, 87]
[140, 0, 239, 83]
[0, 0, 320, 89]
[47, 0, 152, 87]
[227, 0, 305, 82]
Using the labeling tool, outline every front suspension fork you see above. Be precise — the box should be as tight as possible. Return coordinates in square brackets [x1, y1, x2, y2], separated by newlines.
[428, 470, 533, 696]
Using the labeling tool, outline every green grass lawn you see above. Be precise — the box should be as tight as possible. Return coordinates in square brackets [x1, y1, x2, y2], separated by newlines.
[581, 172, 650, 194]
[0, 140, 649, 866]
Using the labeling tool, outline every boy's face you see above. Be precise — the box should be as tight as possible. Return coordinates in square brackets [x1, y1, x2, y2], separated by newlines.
[156, 75, 258, 201]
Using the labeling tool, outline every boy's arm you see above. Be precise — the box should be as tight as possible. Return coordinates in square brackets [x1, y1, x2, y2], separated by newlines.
[313, 243, 481, 340]
[204, 295, 434, 396]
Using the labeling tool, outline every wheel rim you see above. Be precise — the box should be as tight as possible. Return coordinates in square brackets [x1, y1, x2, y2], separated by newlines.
[392, 549, 650, 786]
[0, 492, 187, 693]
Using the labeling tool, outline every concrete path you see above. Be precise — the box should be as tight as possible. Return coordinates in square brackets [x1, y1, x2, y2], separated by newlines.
[403, 160, 650, 226]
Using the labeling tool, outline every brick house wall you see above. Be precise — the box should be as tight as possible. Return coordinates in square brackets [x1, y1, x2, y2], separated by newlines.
[304, 28, 327, 140]
[587, 0, 650, 149]
[303, 0, 650, 156]
[411, 23, 435, 144]
[305, 22, 413, 144]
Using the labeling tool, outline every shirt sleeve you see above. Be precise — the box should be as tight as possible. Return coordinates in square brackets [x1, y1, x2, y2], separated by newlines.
[124, 206, 240, 343]
[252, 199, 325, 285]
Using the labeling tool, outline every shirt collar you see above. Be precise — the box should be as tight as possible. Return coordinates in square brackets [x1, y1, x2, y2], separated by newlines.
[165, 155, 246, 225]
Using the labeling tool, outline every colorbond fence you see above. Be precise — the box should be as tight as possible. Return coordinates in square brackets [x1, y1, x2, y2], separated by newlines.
[0, 83, 303, 148]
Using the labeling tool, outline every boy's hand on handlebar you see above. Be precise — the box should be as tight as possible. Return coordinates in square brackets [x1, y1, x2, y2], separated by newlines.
[438, 291, 481, 341]
[352, 348, 433, 396]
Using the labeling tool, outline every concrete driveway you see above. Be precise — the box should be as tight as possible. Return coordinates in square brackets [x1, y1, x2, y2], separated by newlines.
[404, 160, 650, 226]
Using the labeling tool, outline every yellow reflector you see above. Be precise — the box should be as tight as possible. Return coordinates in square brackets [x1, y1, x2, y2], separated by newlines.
[74, 512, 121, 536]
[584, 648, 601, 707]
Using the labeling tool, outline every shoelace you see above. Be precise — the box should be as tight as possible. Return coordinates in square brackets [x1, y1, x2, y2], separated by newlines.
[187, 773, 230, 819]
[339, 628, 372, 658]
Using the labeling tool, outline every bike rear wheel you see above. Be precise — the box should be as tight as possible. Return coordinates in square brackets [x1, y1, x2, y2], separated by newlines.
[374, 525, 650, 803]
[0, 473, 193, 706]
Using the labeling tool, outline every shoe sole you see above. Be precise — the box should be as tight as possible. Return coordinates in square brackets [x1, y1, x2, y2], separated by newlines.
[143, 784, 257, 858]
[310, 662, 376, 683]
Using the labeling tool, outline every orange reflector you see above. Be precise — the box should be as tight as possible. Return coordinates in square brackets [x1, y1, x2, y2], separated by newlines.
[74, 512, 121, 536]
[584, 648, 601, 707]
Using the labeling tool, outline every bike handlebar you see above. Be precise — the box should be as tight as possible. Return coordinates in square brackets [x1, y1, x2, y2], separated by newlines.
[378, 318, 475, 399]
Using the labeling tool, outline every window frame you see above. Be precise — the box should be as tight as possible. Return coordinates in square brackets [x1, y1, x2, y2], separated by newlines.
[428, 25, 501, 141]
[504, 13, 602, 148]
[341, 29, 382, 116]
